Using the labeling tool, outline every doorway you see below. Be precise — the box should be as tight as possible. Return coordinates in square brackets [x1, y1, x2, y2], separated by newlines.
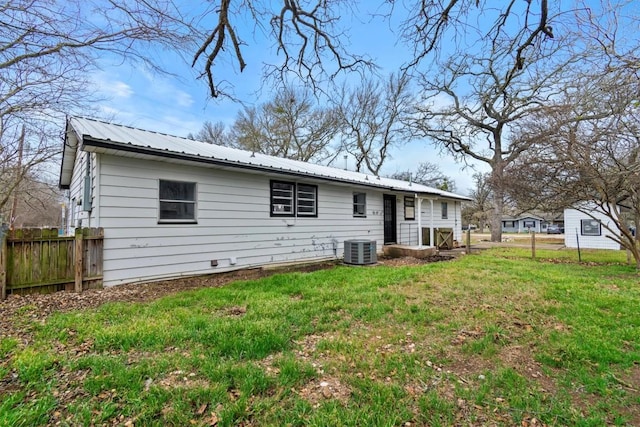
[383, 194, 397, 244]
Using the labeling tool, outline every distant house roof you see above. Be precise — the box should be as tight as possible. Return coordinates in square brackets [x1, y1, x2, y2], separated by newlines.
[501, 214, 545, 221]
[60, 117, 471, 201]
[502, 211, 565, 222]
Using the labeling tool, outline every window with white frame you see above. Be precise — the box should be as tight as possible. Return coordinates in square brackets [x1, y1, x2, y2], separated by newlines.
[404, 197, 415, 220]
[581, 219, 601, 236]
[270, 181, 317, 217]
[441, 202, 448, 219]
[159, 180, 196, 222]
[353, 193, 366, 217]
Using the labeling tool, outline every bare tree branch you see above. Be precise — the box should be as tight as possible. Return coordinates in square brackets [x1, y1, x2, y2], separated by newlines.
[193, 1, 374, 98]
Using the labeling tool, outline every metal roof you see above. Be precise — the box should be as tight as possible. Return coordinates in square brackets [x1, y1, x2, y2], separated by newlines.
[61, 116, 470, 201]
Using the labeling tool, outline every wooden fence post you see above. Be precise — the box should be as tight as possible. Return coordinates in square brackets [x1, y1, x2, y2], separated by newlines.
[466, 229, 472, 254]
[1, 232, 7, 300]
[74, 228, 83, 293]
[531, 231, 536, 260]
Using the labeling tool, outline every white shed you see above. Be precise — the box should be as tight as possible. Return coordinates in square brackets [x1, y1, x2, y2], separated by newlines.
[564, 205, 621, 250]
[59, 117, 470, 287]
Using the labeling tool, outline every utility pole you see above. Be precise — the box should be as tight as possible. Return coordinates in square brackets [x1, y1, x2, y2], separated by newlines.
[9, 125, 25, 229]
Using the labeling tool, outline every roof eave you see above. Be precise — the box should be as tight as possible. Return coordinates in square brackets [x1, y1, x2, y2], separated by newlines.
[58, 119, 78, 189]
[77, 134, 471, 201]
[80, 137, 410, 193]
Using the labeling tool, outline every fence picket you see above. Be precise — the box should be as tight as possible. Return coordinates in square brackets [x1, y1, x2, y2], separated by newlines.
[0, 227, 103, 299]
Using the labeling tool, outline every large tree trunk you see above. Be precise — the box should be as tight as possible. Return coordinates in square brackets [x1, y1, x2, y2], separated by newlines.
[489, 154, 505, 242]
[490, 191, 504, 242]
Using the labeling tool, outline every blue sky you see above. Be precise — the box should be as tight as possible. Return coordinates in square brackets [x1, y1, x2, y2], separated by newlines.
[88, 5, 487, 193]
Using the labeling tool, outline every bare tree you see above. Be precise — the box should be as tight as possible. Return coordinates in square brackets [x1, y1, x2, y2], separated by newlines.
[0, 120, 60, 224]
[462, 173, 493, 231]
[188, 121, 230, 145]
[193, 1, 374, 98]
[2, 172, 64, 228]
[334, 73, 413, 175]
[223, 87, 339, 162]
[505, 69, 640, 266]
[192, 1, 588, 99]
[407, 0, 587, 242]
[389, 161, 452, 189]
[0, 0, 195, 222]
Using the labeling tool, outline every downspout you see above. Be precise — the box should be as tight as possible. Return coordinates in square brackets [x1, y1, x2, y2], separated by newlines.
[93, 153, 101, 228]
[417, 195, 422, 248]
[454, 201, 458, 241]
[430, 199, 435, 247]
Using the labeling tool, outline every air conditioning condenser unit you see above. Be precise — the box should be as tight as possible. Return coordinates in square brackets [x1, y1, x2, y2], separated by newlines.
[344, 240, 377, 265]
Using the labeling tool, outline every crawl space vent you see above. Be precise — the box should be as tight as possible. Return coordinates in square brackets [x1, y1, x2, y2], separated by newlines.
[344, 240, 377, 265]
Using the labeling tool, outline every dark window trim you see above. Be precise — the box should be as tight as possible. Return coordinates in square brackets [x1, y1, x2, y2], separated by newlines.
[158, 179, 197, 224]
[297, 183, 318, 218]
[270, 180, 296, 217]
[404, 196, 415, 220]
[353, 192, 367, 218]
[270, 180, 318, 218]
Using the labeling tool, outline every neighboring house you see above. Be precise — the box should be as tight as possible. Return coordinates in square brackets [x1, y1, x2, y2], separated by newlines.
[564, 205, 621, 250]
[59, 117, 470, 287]
[501, 214, 545, 233]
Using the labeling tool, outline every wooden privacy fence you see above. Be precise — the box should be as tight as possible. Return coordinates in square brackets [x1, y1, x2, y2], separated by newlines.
[0, 227, 103, 300]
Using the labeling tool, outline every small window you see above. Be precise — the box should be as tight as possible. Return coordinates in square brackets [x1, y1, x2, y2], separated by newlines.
[270, 181, 317, 217]
[404, 197, 415, 220]
[353, 193, 366, 217]
[504, 221, 515, 228]
[581, 219, 601, 236]
[271, 181, 295, 216]
[524, 220, 535, 228]
[297, 184, 318, 217]
[159, 180, 196, 222]
[441, 202, 448, 219]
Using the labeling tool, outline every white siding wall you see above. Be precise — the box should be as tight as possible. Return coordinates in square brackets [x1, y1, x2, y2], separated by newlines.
[396, 198, 462, 246]
[98, 155, 392, 286]
[564, 207, 621, 250]
[67, 149, 97, 231]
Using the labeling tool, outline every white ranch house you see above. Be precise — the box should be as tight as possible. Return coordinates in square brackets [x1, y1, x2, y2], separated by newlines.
[59, 117, 470, 287]
[501, 214, 545, 233]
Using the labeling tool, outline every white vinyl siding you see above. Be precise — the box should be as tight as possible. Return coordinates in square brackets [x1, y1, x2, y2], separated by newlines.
[97, 155, 385, 286]
[397, 198, 462, 246]
[564, 207, 621, 250]
[67, 150, 98, 231]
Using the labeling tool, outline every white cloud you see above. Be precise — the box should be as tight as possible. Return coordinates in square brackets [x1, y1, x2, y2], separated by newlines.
[110, 81, 134, 98]
[175, 91, 194, 108]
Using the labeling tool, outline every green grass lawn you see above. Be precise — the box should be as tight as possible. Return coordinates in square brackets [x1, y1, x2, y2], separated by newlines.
[1, 248, 639, 426]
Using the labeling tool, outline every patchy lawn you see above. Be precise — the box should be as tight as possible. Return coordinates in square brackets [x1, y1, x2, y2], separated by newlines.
[1, 249, 639, 426]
